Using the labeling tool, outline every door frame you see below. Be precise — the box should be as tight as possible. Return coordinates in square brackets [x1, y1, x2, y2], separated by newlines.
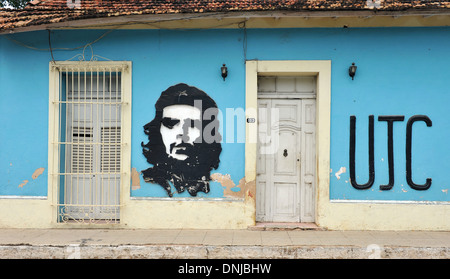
[245, 60, 331, 224]
[48, 61, 132, 226]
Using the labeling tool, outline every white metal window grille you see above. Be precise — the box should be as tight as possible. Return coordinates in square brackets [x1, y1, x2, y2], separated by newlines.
[51, 63, 128, 224]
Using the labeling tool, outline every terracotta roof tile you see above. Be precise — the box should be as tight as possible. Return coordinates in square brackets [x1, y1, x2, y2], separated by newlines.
[1, 1, 450, 32]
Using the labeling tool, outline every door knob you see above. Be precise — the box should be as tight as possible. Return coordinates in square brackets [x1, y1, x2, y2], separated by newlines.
[283, 149, 288, 157]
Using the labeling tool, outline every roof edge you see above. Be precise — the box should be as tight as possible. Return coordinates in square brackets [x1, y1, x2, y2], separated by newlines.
[2, 9, 450, 34]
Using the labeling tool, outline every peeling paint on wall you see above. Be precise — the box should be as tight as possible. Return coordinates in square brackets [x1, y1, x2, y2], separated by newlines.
[243, 179, 256, 202]
[211, 173, 240, 198]
[17, 167, 45, 188]
[131, 168, 141, 190]
[32, 168, 45, 180]
[335, 167, 346, 180]
[210, 173, 256, 200]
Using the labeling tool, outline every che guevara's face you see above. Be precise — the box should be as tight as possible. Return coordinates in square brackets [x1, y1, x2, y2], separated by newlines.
[160, 104, 202, 161]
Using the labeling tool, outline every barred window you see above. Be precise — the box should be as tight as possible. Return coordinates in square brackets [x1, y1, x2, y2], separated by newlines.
[49, 61, 131, 224]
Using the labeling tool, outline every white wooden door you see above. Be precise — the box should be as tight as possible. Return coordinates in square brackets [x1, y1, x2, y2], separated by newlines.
[256, 76, 316, 223]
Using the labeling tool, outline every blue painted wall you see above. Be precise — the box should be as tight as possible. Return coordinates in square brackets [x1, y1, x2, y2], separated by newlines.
[0, 27, 449, 201]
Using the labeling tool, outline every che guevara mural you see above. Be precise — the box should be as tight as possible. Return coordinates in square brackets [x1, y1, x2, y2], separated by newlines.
[141, 83, 222, 197]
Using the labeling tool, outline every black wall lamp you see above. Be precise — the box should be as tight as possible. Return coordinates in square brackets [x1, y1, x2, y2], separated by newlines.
[349, 62, 357, 80]
[221, 64, 228, 81]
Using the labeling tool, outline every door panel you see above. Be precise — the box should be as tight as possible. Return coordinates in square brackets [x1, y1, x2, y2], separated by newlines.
[271, 99, 301, 222]
[273, 182, 296, 216]
[274, 130, 297, 175]
[256, 99, 269, 221]
[257, 98, 302, 222]
[300, 99, 316, 222]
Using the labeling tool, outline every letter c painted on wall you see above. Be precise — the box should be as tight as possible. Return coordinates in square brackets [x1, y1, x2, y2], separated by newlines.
[406, 115, 432, 191]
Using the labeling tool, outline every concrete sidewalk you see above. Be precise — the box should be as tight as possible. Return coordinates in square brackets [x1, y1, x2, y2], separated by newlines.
[0, 228, 448, 259]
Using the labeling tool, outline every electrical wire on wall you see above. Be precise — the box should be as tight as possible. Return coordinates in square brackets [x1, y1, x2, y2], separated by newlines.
[48, 29, 55, 63]
[238, 21, 248, 63]
[4, 14, 249, 62]
[5, 27, 118, 62]
[6, 28, 115, 52]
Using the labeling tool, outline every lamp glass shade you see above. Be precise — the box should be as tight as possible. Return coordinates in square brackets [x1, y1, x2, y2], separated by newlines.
[349, 63, 357, 79]
[221, 64, 228, 80]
